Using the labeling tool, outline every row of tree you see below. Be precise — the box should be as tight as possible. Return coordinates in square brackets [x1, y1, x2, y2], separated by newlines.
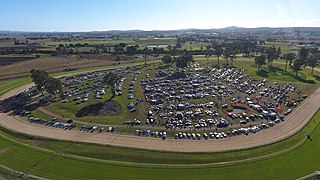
[31, 68, 123, 100]
[54, 39, 262, 58]
[161, 54, 194, 70]
[31, 69, 62, 95]
[255, 47, 319, 76]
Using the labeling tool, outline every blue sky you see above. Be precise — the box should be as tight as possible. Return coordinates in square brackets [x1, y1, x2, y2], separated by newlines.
[1, 0, 320, 31]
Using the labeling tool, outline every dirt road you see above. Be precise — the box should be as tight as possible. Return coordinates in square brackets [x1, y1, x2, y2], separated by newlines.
[1, 66, 320, 152]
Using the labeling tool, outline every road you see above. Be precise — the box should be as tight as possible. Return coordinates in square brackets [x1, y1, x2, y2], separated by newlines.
[0, 64, 320, 152]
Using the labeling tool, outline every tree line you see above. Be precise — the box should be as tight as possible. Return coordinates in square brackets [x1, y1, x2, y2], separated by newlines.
[53, 38, 262, 58]
[255, 47, 319, 76]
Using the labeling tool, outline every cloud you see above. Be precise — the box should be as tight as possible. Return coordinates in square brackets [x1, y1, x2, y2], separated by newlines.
[297, 18, 320, 26]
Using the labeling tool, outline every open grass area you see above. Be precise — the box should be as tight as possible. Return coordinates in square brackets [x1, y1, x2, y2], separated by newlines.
[195, 56, 320, 83]
[0, 77, 31, 96]
[0, 109, 318, 179]
[0, 53, 49, 58]
[0, 109, 314, 165]
[43, 37, 177, 49]
[262, 41, 293, 55]
[44, 38, 137, 46]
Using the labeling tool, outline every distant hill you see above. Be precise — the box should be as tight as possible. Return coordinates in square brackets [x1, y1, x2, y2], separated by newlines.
[1, 26, 320, 35]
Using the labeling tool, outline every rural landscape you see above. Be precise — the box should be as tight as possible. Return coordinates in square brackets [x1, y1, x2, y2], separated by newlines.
[1, 0, 320, 179]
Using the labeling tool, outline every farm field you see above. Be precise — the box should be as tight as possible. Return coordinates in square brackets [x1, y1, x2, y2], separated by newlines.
[0, 55, 157, 80]
[43, 37, 177, 46]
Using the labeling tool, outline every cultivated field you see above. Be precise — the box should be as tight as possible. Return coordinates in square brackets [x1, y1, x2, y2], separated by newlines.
[0, 55, 152, 80]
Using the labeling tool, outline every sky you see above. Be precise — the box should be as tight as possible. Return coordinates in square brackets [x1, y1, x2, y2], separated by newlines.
[1, 0, 320, 32]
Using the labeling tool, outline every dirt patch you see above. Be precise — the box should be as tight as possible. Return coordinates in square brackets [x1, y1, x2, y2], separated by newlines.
[0, 45, 47, 51]
[0, 57, 34, 66]
[0, 147, 10, 154]
[27, 139, 47, 146]
[0, 55, 143, 80]
[76, 100, 121, 117]
[80, 54, 115, 60]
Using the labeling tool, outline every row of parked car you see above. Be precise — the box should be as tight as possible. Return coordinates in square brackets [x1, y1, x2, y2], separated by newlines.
[28, 117, 117, 134]
[174, 132, 227, 140]
[135, 129, 167, 140]
[28, 117, 77, 130]
[173, 121, 273, 140]
[80, 126, 115, 133]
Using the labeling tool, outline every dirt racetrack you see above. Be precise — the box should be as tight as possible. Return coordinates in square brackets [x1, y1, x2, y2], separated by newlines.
[1, 68, 320, 152]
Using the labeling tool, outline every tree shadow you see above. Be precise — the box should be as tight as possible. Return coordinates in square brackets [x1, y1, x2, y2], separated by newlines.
[294, 75, 316, 84]
[256, 66, 316, 84]
[268, 66, 283, 72]
[76, 100, 121, 117]
[313, 74, 320, 81]
[0, 95, 31, 113]
[256, 69, 269, 77]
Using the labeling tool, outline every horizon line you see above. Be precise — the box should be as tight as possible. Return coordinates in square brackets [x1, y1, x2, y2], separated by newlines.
[2, 26, 320, 33]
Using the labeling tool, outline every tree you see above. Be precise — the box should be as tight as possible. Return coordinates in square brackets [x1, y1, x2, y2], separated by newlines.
[277, 47, 281, 58]
[114, 44, 125, 54]
[46, 77, 62, 95]
[223, 49, 230, 65]
[167, 45, 172, 53]
[291, 58, 303, 76]
[175, 54, 194, 71]
[284, 53, 296, 72]
[229, 50, 237, 67]
[299, 47, 309, 61]
[161, 55, 172, 65]
[175, 43, 182, 49]
[205, 45, 212, 69]
[266, 45, 277, 67]
[31, 69, 49, 95]
[254, 55, 266, 71]
[143, 55, 149, 66]
[126, 45, 138, 55]
[103, 72, 120, 98]
[307, 52, 319, 74]
[142, 47, 151, 55]
[214, 45, 223, 65]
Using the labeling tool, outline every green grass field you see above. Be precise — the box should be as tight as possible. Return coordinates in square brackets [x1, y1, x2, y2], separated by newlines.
[0, 109, 318, 179]
[262, 41, 293, 55]
[43, 37, 177, 50]
[195, 56, 320, 81]
[0, 77, 31, 95]
[44, 38, 137, 46]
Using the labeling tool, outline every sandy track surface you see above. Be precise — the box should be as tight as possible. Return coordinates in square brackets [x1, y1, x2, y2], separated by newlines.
[1, 67, 320, 152]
